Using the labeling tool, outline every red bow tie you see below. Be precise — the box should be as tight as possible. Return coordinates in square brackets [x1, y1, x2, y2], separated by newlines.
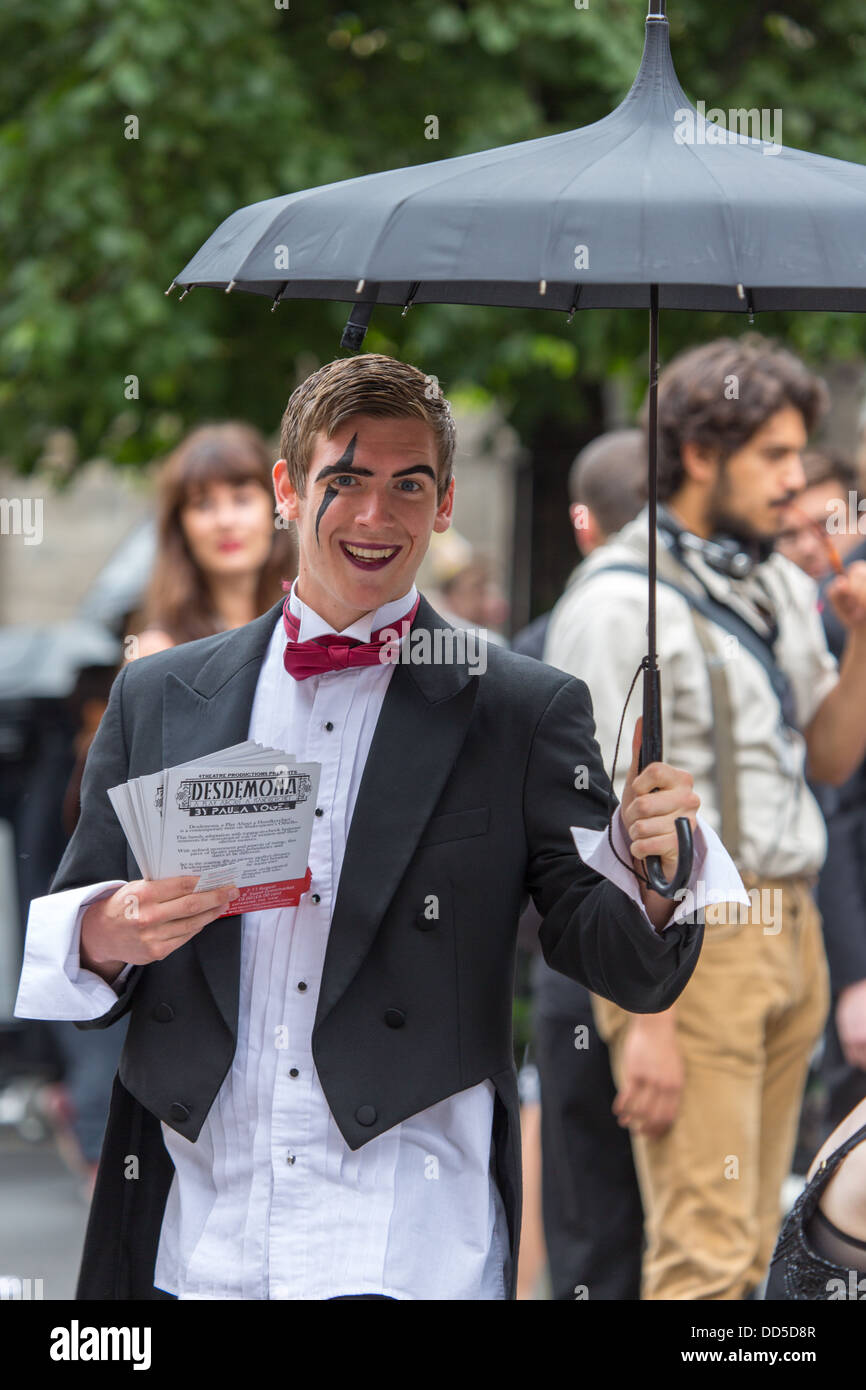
[282, 595, 420, 681]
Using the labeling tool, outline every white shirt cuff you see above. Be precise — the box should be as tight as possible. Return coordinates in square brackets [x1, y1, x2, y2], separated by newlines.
[14, 880, 131, 1021]
[571, 808, 749, 931]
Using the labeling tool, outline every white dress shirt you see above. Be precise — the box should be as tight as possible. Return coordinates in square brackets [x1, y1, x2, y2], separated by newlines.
[15, 579, 743, 1299]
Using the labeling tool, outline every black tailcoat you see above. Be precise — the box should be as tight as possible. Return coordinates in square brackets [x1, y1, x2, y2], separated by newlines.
[52, 596, 702, 1299]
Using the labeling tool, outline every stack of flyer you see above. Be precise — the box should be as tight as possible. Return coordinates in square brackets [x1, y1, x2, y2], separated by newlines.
[107, 742, 321, 917]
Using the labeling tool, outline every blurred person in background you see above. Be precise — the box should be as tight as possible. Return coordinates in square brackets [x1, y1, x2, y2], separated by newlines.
[513, 430, 648, 1300]
[129, 422, 297, 656]
[426, 531, 508, 645]
[34, 664, 127, 1195]
[545, 337, 866, 1300]
[512, 430, 648, 660]
[39, 422, 296, 1195]
[766, 1092, 866, 1298]
[777, 448, 866, 1139]
[775, 447, 861, 580]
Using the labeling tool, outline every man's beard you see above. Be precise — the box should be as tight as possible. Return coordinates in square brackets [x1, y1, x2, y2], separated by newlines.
[707, 498, 767, 548]
[706, 469, 787, 549]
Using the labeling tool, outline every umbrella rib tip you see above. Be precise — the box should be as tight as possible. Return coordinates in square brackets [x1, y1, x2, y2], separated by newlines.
[402, 280, 420, 317]
[736, 283, 756, 321]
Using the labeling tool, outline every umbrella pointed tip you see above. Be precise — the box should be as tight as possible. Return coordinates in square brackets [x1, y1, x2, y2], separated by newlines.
[165, 282, 177, 296]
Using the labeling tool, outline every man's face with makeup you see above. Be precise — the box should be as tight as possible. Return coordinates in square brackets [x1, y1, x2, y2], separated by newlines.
[273, 413, 454, 630]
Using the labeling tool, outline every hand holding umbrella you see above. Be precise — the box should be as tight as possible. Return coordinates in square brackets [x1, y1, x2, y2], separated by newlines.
[621, 716, 700, 905]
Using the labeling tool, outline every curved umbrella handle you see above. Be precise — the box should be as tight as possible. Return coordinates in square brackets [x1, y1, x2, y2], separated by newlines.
[639, 660, 694, 898]
[643, 817, 693, 897]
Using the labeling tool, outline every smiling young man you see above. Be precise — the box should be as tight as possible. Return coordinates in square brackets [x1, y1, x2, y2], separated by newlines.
[15, 353, 738, 1301]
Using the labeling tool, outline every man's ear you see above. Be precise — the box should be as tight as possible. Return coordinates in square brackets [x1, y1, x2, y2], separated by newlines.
[273, 459, 301, 523]
[432, 476, 455, 534]
[573, 506, 603, 556]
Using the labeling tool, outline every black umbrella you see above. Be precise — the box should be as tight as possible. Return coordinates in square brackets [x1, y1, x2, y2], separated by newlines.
[171, 2, 866, 895]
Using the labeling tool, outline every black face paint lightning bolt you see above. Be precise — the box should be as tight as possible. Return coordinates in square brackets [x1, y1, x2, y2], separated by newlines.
[314, 433, 359, 545]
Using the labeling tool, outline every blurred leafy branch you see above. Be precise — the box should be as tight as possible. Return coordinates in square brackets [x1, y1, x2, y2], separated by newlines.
[4, 0, 866, 477]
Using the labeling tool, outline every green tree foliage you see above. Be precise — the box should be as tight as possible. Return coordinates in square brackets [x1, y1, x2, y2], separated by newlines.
[3, 0, 866, 475]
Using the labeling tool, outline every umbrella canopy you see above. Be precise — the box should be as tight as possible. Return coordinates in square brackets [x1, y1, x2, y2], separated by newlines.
[173, 10, 866, 316]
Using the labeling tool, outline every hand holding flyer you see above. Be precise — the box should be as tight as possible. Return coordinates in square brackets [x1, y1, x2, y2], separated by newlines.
[108, 742, 321, 917]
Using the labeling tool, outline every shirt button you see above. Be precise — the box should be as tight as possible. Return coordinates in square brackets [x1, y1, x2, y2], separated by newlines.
[324, 721, 334, 732]
[310, 894, 321, 904]
[297, 981, 308, 991]
[315, 808, 324, 818]
[286, 1153, 296, 1165]
[289, 1068, 299, 1078]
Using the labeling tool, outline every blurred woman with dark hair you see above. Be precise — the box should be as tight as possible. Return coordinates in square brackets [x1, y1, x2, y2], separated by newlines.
[129, 421, 297, 657]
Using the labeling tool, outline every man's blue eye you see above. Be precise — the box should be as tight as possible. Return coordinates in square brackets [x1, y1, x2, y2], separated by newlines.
[397, 479, 421, 491]
[333, 475, 357, 486]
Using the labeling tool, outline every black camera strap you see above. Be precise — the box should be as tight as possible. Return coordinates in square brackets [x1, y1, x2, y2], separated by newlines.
[597, 561, 799, 731]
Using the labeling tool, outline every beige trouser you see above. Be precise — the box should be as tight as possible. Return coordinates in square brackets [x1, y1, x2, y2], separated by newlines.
[592, 876, 830, 1300]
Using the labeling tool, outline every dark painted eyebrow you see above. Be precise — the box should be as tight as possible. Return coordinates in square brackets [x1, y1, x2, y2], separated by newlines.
[313, 462, 437, 483]
[314, 462, 374, 483]
[391, 464, 436, 481]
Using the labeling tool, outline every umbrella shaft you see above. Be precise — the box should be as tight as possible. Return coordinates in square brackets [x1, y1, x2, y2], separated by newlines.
[647, 284, 659, 673]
